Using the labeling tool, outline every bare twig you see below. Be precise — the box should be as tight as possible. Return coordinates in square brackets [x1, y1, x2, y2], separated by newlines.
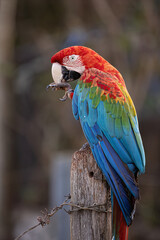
[14, 195, 109, 240]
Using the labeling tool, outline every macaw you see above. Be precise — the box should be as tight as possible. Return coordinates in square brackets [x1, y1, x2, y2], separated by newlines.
[48, 46, 145, 240]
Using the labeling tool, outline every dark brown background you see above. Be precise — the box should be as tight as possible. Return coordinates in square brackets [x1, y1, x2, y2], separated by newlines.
[0, 0, 160, 239]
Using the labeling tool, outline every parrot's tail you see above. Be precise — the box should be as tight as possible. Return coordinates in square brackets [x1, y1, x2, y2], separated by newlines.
[112, 194, 129, 240]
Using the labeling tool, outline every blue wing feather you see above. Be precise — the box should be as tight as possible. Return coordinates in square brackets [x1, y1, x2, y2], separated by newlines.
[72, 88, 79, 120]
[72, 81, 145, 226]
[87, 98, 98, 127]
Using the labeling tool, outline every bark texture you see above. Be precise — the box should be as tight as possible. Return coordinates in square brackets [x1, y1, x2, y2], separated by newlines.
[70, 143, 112, 240]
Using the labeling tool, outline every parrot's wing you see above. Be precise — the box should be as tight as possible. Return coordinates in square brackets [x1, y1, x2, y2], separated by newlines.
[72, 68, 145, 225]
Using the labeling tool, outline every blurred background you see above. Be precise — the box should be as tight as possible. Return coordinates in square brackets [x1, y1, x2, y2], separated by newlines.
[0, 0, 160, 239]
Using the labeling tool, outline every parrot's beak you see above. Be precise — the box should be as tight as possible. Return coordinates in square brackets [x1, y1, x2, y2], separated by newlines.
[46, 62, 81, 93]
[61, 66, 81, 82]
[50, 62, 81, 85]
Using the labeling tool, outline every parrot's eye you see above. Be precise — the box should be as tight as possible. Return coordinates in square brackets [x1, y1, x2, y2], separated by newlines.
[69, 55, 79, 62]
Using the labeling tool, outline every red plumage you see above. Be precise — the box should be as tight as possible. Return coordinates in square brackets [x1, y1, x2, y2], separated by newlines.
[113, 195, 129, 240]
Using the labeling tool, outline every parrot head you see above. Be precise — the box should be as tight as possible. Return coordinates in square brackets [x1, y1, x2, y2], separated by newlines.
[50, 46, 109, 84]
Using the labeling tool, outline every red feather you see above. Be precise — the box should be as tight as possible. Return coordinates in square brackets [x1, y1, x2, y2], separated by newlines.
[113, 195, 129, 240]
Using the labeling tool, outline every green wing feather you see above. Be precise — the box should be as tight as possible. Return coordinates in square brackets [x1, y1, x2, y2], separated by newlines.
[76, 68, 145, 174]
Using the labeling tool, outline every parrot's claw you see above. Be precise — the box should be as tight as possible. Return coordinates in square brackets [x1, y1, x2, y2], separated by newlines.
[59, 93, 68, 101]
[46, 84, 56, 92]
[59, 89, 74, 102]
[46, 82, 71, 91]
[46, 82, 74, 101]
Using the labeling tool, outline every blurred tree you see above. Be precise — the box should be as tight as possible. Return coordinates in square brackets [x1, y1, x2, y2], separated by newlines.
[0, 0, 17, 239]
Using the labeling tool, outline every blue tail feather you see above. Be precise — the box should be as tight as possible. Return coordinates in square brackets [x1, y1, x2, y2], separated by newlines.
[92, 143, 134, 225]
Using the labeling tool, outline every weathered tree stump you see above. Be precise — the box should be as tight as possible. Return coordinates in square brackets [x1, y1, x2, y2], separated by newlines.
[70, 143, 112, 240]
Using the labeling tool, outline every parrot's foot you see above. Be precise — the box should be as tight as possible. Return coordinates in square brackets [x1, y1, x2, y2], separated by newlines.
[46, 82, 71, 91]
[80, 142, 90, 151]
[59, 88, 74, 101]
[46, 82, 74, 101]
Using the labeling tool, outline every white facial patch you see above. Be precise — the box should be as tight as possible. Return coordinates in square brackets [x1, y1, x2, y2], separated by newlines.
[63, 54, 85, 75]
[66, 65, 85, 74]
[51, 62, 63, 83]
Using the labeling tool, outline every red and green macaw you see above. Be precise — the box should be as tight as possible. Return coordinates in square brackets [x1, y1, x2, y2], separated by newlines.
[48, 46, 145, 240]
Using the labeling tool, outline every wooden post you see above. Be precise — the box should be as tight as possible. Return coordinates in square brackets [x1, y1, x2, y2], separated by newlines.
[70, 143, 112, 240]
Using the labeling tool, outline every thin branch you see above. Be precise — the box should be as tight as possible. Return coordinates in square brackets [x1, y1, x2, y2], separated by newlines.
[14, 195, 109, 240]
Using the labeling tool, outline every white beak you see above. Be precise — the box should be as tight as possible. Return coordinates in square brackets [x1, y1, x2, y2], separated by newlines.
[51, 62, 63, 84]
